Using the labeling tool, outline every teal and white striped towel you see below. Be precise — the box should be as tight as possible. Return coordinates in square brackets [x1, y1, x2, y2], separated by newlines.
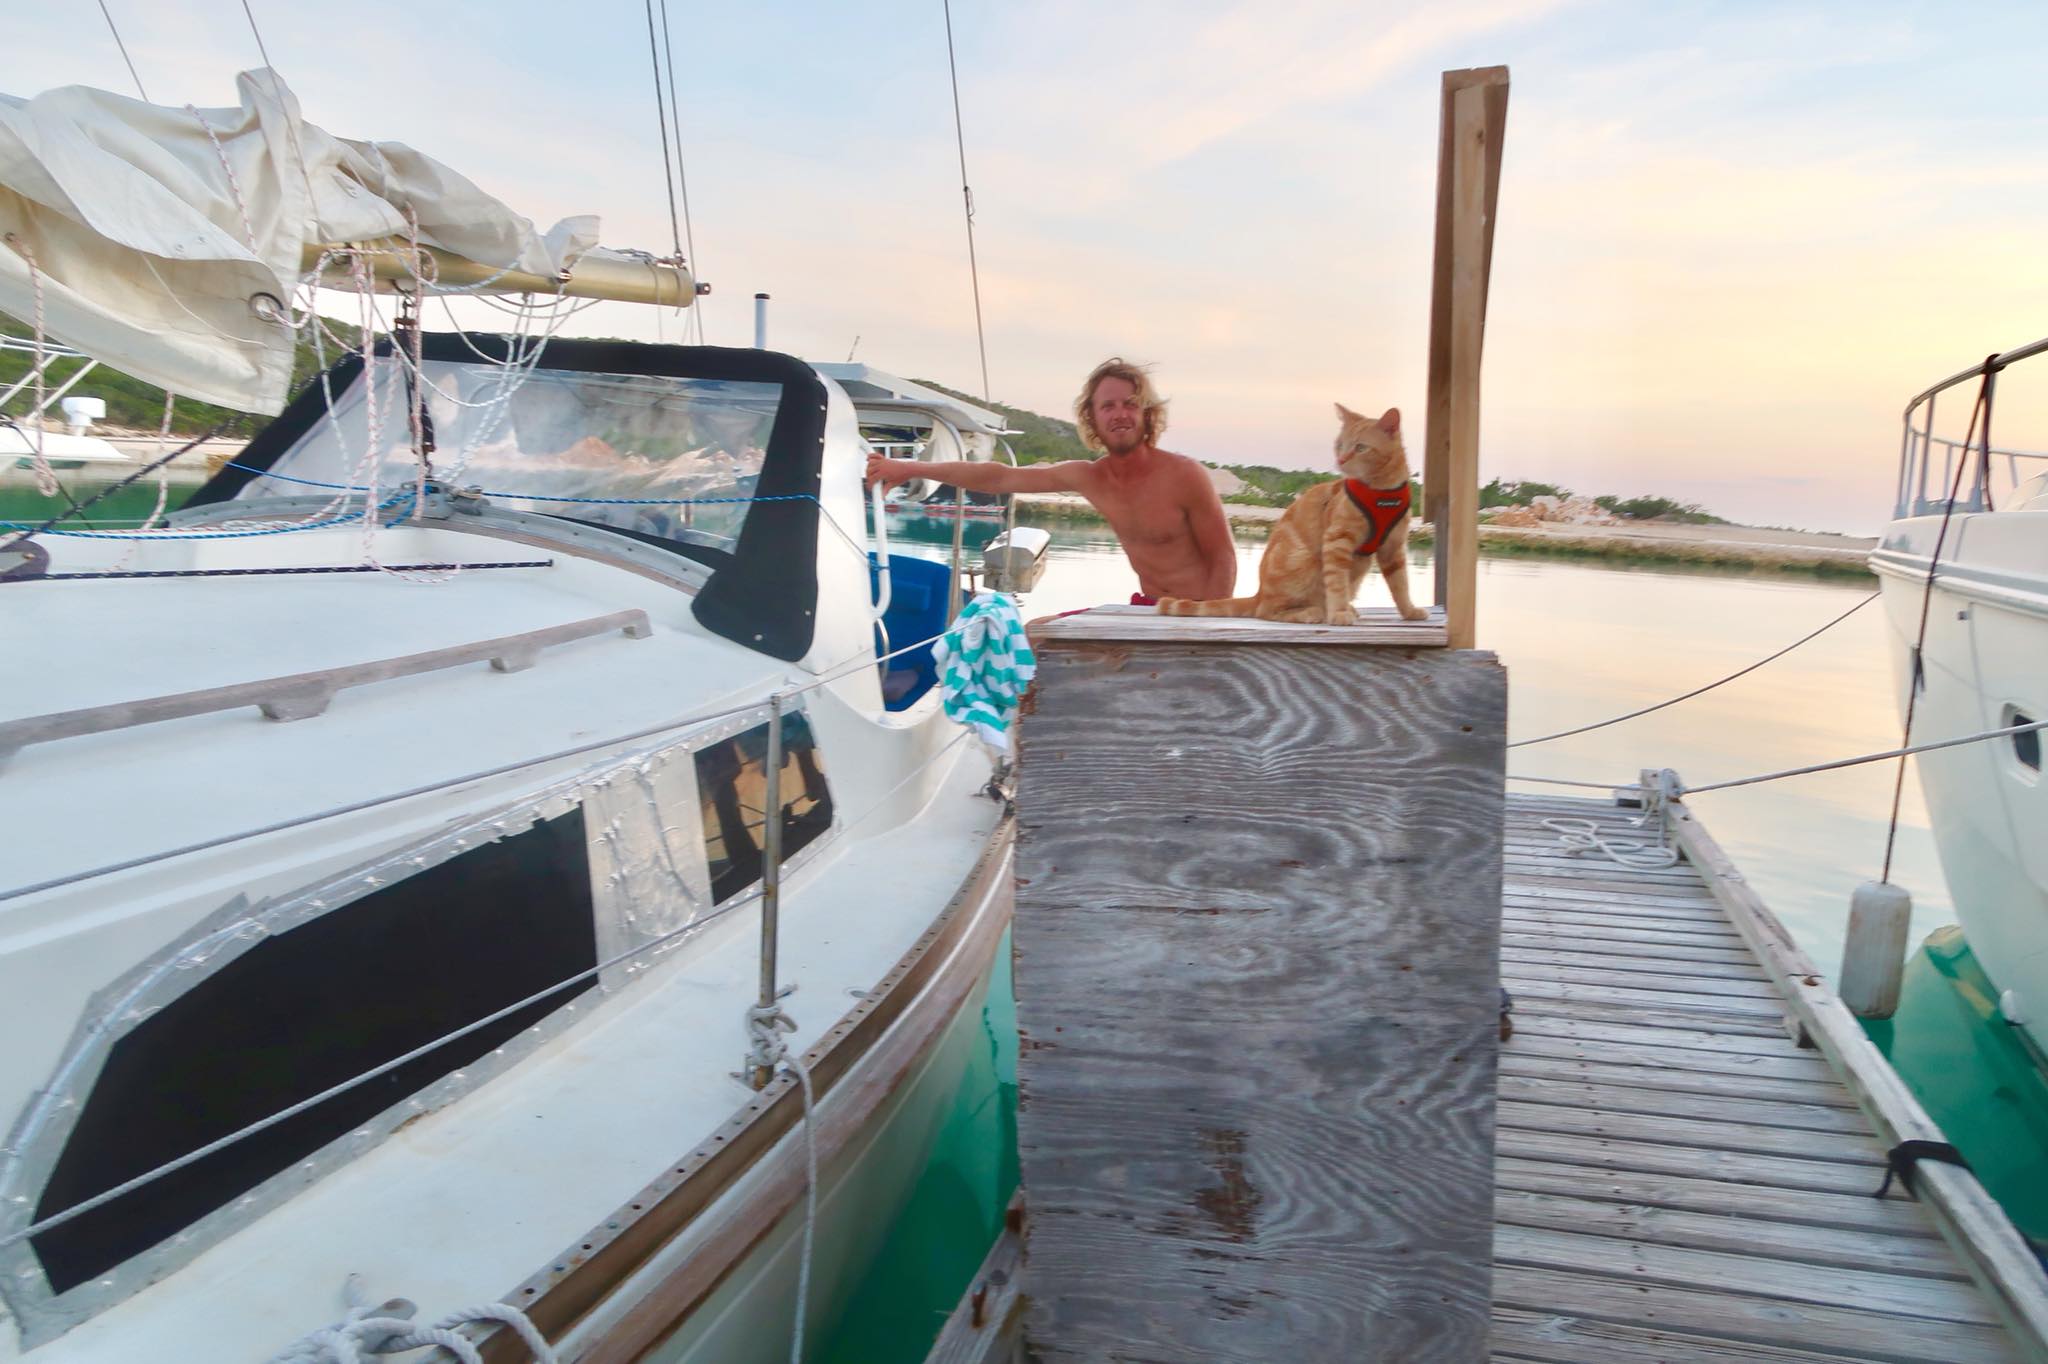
[933, 590, 1038, 757]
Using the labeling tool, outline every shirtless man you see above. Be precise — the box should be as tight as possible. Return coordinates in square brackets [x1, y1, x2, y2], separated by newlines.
[863, 357, 1235, 603]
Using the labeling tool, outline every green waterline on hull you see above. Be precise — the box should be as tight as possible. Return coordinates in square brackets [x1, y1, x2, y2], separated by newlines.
[1864, 925, 2048, 1248]
[815, 930, 1019, 1363]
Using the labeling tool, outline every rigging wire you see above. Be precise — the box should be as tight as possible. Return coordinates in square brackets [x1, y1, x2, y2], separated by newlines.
[641, 0, 686, 266]
[96, 0, 150, 102]
[656, 0, 707, 344]
[941, 0, 992, 402]
[236, 0, 280, 71]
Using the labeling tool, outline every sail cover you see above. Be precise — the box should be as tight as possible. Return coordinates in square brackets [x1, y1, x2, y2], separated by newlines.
[0, 69, 597, 414]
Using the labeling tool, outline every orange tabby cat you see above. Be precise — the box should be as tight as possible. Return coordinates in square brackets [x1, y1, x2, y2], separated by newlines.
[1158, 404, 1425, 623]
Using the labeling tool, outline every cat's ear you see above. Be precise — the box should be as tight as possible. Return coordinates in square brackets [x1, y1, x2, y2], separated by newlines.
[1378, 407, 1401, 434]
[1334, 402, 1361, 423]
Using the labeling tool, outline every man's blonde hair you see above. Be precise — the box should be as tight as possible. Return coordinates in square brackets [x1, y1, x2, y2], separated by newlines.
[1074, 357, 1168, 452]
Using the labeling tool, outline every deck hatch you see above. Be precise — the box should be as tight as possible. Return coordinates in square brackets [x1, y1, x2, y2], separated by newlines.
[27, 809, 597, 1295]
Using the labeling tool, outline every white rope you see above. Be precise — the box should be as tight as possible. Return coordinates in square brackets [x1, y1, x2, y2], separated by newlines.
[187, 104, 260, 254]
[739, 991, 819, 1364]
[786, 1056, 818, 1364]
[1685, 717, 2048, 794]
[745, 986, 798, 1076]
[1542, 816, 1679, 870]
[1511, 718, 2048, 804]
[267, 1274, 558, 1364]
[1509, 592, 1879, 749]
[1506, 773, 1619, 791]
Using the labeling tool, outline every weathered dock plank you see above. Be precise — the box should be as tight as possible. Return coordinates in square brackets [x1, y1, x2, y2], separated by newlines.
[1491, 1190, 1966, 1281]
[1493, 1265, 2019, 1363]
[1498, 1075, 1868, 1136]
[1493, 792, 2039, 1363]
[1014, 637, 1506, 1362]
[1492, 1157, 1940, 1238]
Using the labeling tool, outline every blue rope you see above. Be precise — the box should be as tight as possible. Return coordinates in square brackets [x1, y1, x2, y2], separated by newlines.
[2, 492, 416, 541]
[221, 461, 817, 507]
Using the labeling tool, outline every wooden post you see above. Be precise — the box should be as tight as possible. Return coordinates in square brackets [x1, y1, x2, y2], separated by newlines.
[1424, 67, 1508, 651]
[1012, 618, 1505, 1361]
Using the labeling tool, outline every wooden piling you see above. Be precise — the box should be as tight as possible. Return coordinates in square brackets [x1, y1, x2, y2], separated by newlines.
[1012, 616, 1504, 1362]
[1425, 66, 1508, 651]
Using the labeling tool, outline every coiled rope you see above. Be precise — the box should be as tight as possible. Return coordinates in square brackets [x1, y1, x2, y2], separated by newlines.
[266, 1274, 557, 1364]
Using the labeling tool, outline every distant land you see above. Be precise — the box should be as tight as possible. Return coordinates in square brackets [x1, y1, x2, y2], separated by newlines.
[909, 378, 1724, 525]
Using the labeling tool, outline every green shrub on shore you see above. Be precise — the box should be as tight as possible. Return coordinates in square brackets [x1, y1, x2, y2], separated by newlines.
[1594, 493, 1723, 524]
[1481, 477, 1571, 507]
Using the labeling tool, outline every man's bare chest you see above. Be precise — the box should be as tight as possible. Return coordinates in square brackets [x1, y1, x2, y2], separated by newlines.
[1098, 498, 1188, 549]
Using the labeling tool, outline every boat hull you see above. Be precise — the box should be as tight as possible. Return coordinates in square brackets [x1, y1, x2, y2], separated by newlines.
[1874, 510, 2048, 1051]
[541, 831, 1015, 1364]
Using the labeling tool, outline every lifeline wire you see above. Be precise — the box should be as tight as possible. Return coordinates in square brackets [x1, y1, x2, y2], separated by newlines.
[1509, 716, 2048, 798]
[1509, 592, 1879, 748]
[0, 627, 960, 904]
[0, 728, 976, 1251]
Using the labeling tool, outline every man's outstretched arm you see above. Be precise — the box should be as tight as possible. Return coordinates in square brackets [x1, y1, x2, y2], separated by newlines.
[866, 454, 1093, 496]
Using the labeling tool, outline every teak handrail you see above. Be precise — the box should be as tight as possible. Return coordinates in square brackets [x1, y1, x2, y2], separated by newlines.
[0, 608, 651, 767]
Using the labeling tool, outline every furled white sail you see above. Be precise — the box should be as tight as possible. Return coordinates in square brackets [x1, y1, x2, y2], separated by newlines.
[0, 69, 598, 414]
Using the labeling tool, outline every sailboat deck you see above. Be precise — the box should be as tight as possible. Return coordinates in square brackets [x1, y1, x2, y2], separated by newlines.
[1495, 792, 2021, 1363]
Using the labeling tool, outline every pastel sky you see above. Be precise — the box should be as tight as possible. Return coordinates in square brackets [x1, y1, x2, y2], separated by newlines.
[8, 1, 2048, 531]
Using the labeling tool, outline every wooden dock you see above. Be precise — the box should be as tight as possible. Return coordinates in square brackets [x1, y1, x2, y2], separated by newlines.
[926, 781, 2048, 1364]
[1495, 790, 2046, 1364]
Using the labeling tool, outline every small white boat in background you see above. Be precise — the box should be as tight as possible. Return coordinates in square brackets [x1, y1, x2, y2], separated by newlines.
[1872, 338, 2048, 1054]
[818, 364, 1019, 523]
[0, 339, 130, 472]
[0, 69, 1019, 1364]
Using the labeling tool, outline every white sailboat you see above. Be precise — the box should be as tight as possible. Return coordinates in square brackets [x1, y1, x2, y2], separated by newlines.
[0, 70, 1015, 1363]
[1872, 338, 2048, 1053]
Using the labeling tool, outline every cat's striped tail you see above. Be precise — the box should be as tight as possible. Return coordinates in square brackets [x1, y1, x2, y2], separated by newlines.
[1155, 593, 1263, 617]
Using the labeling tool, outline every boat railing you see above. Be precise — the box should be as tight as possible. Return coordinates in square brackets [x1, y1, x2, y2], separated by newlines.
[0, 336, 99, 420]
[1896, 335, 2048, 517]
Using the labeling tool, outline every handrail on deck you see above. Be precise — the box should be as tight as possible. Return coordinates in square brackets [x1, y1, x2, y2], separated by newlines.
[0, 608, 651, 768]
[1896, 336, 2048, 518]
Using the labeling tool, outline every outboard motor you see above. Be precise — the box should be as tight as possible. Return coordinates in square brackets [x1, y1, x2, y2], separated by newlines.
[981, 525, 1051, 593]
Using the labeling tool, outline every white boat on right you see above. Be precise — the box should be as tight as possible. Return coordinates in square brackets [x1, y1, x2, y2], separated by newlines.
[1872, 337, 2048, 1052]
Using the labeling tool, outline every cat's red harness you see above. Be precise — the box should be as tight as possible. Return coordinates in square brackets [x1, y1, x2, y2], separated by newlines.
[1343, 479, 1412, 556]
